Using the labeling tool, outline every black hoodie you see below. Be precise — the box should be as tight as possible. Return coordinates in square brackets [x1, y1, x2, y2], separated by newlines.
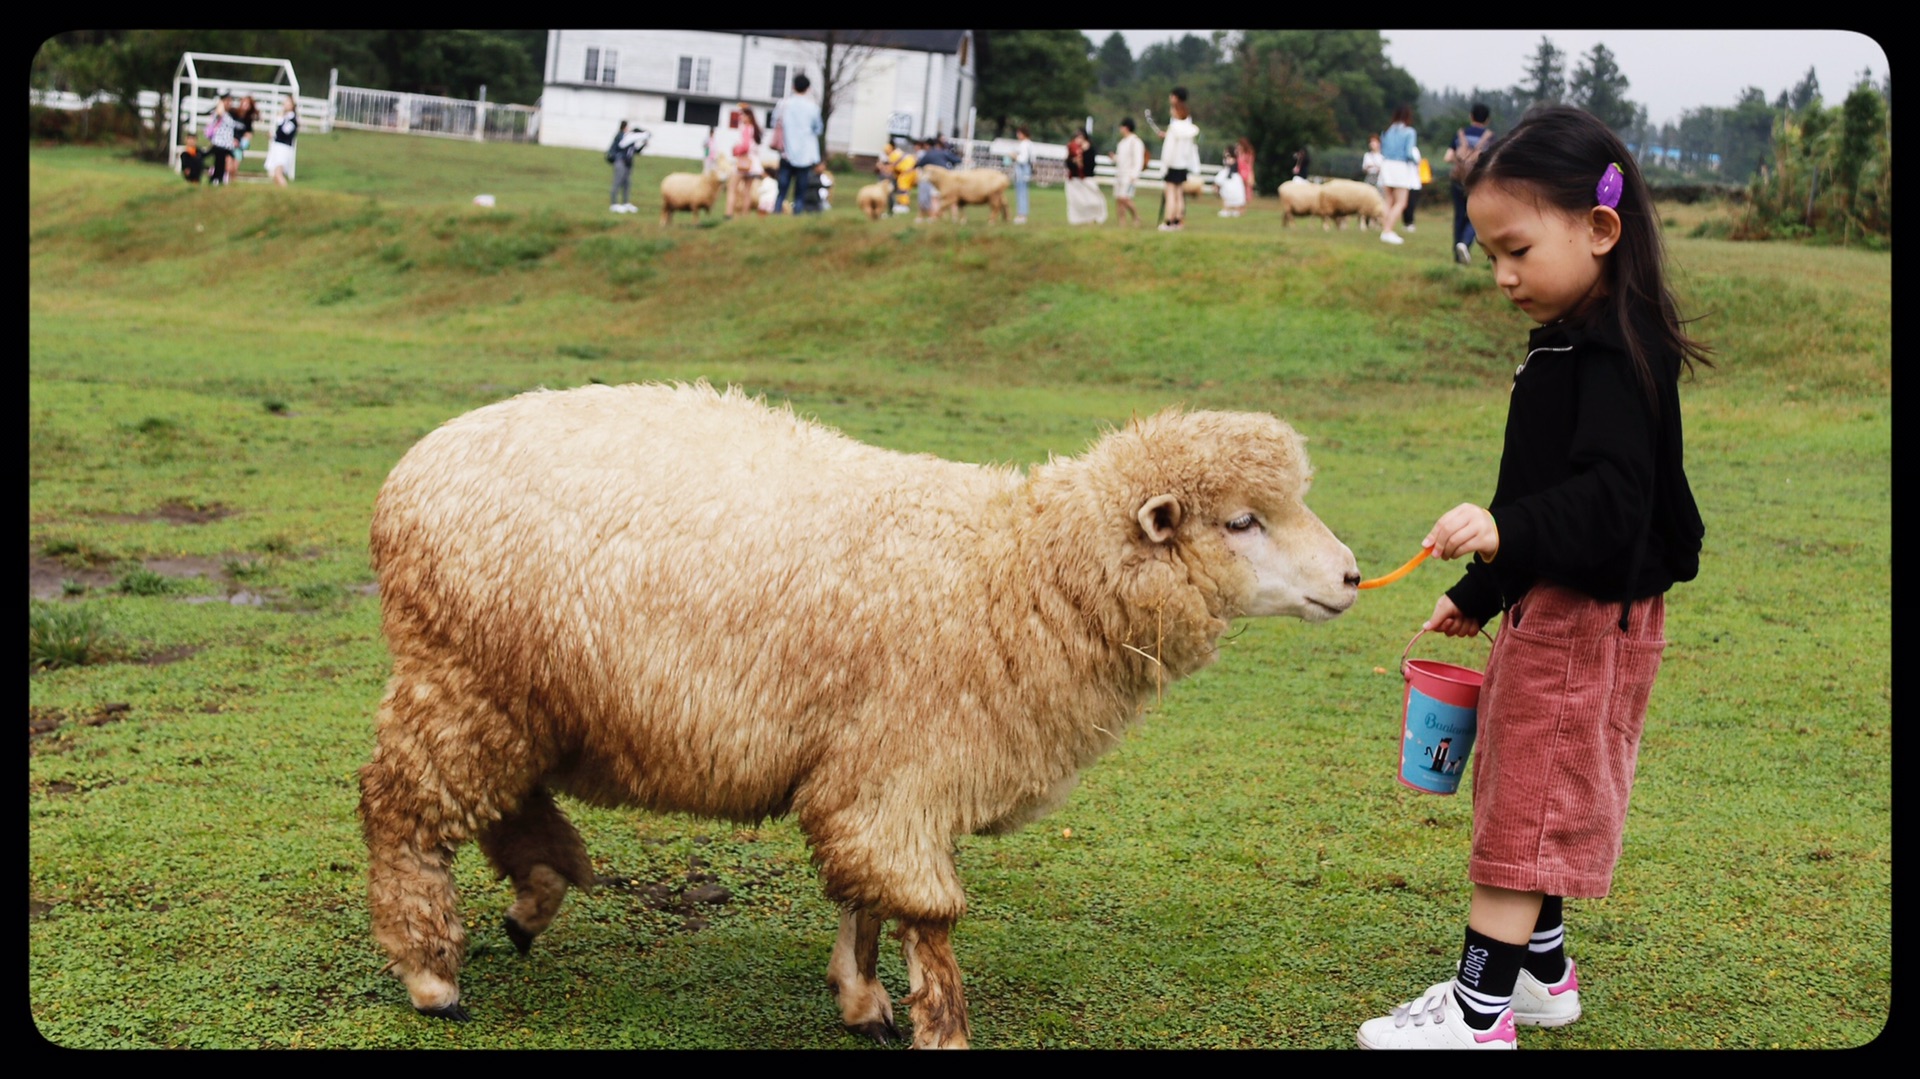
[1446, 313, 1705, 625]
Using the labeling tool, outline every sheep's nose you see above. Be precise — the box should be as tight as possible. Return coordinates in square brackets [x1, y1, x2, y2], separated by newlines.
[1344, 571, 1363, 589]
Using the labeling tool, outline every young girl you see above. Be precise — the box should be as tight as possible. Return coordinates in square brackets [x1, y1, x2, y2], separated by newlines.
[1215, 151, 1246, 217]
[1362, 134, 1384, 192]
[1356, 105, 1710, 1050]
[265, 94, 299, 187]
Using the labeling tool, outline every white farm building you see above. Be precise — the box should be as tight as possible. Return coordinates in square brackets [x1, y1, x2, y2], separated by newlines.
[538, 29, 976, 163]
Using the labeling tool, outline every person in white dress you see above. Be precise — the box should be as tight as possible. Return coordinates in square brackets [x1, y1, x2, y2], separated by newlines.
[265, 94, 300, 186]
[1216, 152, 1247, 216]
[1111, 118, 1146, 226]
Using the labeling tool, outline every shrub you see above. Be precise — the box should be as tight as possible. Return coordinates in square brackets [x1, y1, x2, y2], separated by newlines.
[115, 566, 177, 596]
[30, 602, 109, 670]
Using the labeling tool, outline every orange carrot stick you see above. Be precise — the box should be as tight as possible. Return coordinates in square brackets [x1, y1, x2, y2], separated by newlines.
[1357, 548, 1430, 590]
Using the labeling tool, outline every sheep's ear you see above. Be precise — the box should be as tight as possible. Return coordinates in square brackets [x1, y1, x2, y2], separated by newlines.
[1137, 494, 1182, 544]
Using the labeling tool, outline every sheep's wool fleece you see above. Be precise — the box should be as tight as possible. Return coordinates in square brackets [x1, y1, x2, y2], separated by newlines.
[371, 382, 1313, 919]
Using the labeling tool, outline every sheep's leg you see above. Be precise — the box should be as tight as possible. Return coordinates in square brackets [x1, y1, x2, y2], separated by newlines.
[478, 786, 595, 956]
[828, 907, 899, 1043]
[898, 920, 971, 1048]
[360, 749, 472, 1019]
[359, 668, 545, 1020]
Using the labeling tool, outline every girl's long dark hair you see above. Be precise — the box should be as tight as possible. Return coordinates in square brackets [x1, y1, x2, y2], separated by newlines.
[1464, 105, 1713, 409]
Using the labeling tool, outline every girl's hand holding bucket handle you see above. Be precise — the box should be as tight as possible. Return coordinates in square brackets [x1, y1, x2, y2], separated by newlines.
[1423, 502, 1500, 562]
[1424, 593, 1482, 638]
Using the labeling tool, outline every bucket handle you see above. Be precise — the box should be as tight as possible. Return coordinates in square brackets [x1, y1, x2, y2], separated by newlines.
[1401, 627, 1494, 672]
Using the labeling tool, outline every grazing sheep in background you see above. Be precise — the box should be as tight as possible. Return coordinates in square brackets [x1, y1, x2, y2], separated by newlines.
[857, 182, 890, 220]
[659, 162, 728, 225]
[1314, 179, 1388, 231]
[918, 164, 1011, 224]
[1278, 178, 1321, 227]
[359, 382, 1360, 1047]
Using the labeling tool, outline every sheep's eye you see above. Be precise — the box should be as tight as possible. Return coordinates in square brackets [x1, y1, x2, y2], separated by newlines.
[1226, 514, 1258, 533]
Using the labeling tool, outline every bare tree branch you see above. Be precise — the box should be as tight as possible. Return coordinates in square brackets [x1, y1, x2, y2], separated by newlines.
[814, 30, 884, 159]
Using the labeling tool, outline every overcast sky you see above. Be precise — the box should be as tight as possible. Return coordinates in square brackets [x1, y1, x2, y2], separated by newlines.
[1081, 30, 1889, 129]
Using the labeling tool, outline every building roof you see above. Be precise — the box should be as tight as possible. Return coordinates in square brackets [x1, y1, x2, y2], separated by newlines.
[728, 30, 967, 55]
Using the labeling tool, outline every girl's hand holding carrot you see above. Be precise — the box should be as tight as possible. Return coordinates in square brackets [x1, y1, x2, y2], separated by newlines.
[1424, 502, 1500, 562]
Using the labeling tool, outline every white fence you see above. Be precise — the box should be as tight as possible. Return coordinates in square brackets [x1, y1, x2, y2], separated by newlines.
[328, 82, 538, 143]
[940, 137, 1211, 192]
[31, 87, 327, 129]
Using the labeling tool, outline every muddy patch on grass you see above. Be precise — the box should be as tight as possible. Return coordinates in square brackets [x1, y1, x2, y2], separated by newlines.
[33, 551, 280, 603]
[98, 501, 236, 526]
[595, 855, 739, 934]
[591, 848, 795, 934]
[141, 644, 203, 665]
[29, 556, 117, 600]
[30, 703, 131, 754]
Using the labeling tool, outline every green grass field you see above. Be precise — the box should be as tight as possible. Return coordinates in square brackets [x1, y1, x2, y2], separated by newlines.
[29, 130, 1890, 1049]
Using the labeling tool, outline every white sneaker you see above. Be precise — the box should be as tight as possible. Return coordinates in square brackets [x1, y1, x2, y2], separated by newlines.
[1014, 216, 1027, 225]
[1405, 223, 1417, 232]
[1455, 241, 1471, 264]
[622, 203, 639, 213]
[610, 204, 625, 213]
[1511, 959, 1582, 1027]
[1380, 231, 1404, 244]
[1357, 982, 1517, 1050]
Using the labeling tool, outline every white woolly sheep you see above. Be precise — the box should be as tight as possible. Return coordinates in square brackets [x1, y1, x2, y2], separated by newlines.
[857, 182, 890, 220]
[918, 164, 1011, 224]
[359, 382, 1360, 1047]
[659, 162, 729, 226]
[1314, 179, 1388, 231]
[1278, 178, 1321, 227]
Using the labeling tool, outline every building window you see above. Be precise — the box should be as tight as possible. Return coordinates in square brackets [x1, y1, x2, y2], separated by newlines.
[958, 35, 968, 67]
[771, 64, 787, 99]
[684, 100, 720, 128]
[677, 57, 692, 91]
[664, 97, 682, 123]
[584, 47, 600, 83]
[695, 57, 711, 93]
[601, 49, 617, 85]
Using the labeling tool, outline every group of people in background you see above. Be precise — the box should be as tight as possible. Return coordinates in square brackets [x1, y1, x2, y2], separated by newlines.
[611, 72, 829, 217]
[595, 73, 1493, 261]
[180, 89, 299, 187]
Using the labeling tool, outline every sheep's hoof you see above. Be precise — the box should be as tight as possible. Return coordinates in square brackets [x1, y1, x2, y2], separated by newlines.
[503, 915, 534, 956]
[416, 1000, 472, 1022]
[848, 1018, 902, 1045]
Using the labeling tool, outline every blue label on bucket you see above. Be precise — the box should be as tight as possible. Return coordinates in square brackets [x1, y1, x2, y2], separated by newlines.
[1399, 686, 1479, 795]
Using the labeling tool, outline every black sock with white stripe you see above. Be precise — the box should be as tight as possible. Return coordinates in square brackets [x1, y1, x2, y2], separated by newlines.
[1453, 926, 1527, 1030]
[1524, 895, 1569, 983]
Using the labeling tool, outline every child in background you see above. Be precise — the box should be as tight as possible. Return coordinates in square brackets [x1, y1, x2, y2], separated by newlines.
[1356, 105, 1710, 1050]
[1215, 152, 1246, 217]
[179, 133, 207, 183]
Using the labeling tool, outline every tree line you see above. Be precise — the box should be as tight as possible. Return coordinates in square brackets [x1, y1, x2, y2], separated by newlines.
[32, 31, 549, 109]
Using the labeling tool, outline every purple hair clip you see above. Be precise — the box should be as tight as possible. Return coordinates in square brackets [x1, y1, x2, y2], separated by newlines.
[1596, 162, 1624, 209]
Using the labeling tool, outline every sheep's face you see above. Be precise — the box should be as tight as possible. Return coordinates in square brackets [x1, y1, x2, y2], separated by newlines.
[1121, 411, 1360, 624]
[1213, 495, 1359, 621]
[1139, 490, 1358, 623]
